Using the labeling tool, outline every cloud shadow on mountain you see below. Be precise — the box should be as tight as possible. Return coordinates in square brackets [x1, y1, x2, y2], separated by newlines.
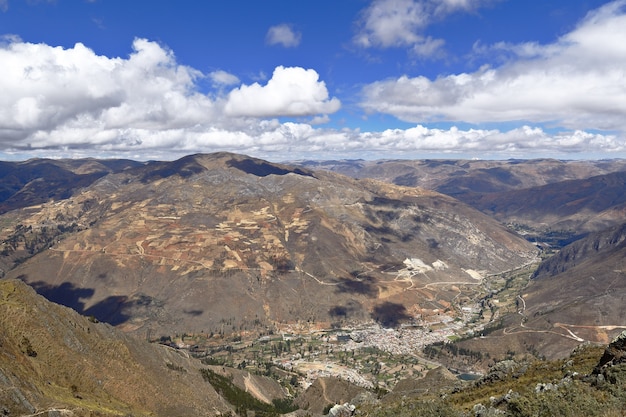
[334, 276, 376, 297]
[21, 277, 132, 326]
[371, 302, 411, 328]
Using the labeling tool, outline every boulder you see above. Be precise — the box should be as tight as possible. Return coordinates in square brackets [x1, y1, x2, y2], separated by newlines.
[327, 403, 355, 417]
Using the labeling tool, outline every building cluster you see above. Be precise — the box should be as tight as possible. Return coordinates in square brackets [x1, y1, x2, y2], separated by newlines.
[340, 319, 462, 355]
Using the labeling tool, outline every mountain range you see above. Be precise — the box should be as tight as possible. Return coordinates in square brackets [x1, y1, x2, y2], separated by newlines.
[1, 153, 535, 338]
[298, 158, 626, 244]
[2, 152, 626, 415]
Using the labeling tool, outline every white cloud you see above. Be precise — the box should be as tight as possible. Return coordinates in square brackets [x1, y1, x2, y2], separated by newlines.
[209, 70, 240, 86]
[0, 0, 8, 12]
[354, 0, 491, 56]
[5, 114, 622, 161]
[0, 25, 624, 161]
[0, 37, 345, 158]
[360, 0, 626, 132]
[434, 0, 484, 15]
[0, 38, 218, 146]
[310, 115, 331, 125]
[224, 66, 341, 118]
[266, 23, 301, 48]
[354, 0, 429, 48]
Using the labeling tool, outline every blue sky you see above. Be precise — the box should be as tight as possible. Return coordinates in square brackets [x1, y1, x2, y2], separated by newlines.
[1, 0, 625, 161]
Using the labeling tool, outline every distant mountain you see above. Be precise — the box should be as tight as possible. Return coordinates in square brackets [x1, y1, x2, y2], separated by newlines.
[464, 171, 626, 236]
[1, 152, 536, 337]
[297, 158, 626, 195]
[0, 157, 142, 214]
[298, 158, 626, 243]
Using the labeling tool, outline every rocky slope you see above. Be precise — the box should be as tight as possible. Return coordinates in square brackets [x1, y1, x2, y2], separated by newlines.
[1, 152, 537, 338]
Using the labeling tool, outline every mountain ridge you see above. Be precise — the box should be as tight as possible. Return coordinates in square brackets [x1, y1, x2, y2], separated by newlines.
[297, 158, 626, 241]
[3, 153, 626, 415]
[1, 153, 537, 338]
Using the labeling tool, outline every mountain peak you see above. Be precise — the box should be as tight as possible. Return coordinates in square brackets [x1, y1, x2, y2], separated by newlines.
[225, 156, 315, 178]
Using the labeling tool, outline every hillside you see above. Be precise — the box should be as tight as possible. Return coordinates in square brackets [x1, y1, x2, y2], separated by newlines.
[3, 153, 626, 416]
[446, 223, 626, 363]
[1, 153, 537, 338]
[299, 158, 626, 243]
[464, 171, 626, 236]
[0, 278, 233, 416]
[0, 158, 142, 215]
[298, 158, 626, 197]
[5, 275, 626, 417]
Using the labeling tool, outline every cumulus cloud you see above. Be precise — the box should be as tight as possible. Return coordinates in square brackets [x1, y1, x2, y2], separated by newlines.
[0, 18, 623, 161]
[224, 66, 341, 117]
[0, 38, 215, 148]
[360, 0, 626, 132]
[354, 0, 490, 56]
[0, 37, 342, 157]
[266, 23, 301, 48]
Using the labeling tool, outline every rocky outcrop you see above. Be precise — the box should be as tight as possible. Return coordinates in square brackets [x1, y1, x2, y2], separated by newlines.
[593, 330, 626, 374]
[327, 403, 356, 417]
[476, 360, 529, 387]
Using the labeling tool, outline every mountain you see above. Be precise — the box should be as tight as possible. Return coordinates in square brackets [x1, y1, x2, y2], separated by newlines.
[298, 158, 626, 243]
[4, 153, 626, 416]
[463, 171, 626, 237]
[294, 157, 626, 363]
[1, 152, 536, 338]
[0, 158, 142, 215]
[297, 159, 626, 197]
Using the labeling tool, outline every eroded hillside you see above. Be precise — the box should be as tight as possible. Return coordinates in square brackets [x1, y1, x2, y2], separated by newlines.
[1, 153, 537, 338]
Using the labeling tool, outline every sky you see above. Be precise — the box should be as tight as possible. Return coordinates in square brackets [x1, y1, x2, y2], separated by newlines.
[1, 0, 625, 161]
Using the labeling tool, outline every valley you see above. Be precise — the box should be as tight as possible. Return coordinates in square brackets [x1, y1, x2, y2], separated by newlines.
[1, 153, 537, 339]
[2, 153, 626, 416]
[151, 257, 540, 391]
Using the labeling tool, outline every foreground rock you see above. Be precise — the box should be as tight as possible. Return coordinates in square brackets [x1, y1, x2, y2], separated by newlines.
[590, 330, 626, 389]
